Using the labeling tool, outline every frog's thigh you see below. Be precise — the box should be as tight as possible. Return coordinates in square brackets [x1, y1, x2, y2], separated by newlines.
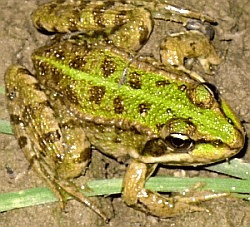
[122, 160, 209, 218]
[108, 6, 153, 51]
[32, 2, 153, 52]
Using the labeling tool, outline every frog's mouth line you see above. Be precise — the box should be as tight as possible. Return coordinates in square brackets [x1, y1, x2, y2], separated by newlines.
[134, 145, 241, 166]
[131, 134, 243, 166]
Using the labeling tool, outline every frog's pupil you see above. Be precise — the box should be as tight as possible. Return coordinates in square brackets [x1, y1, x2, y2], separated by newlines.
[170, 137, 186, 148]
[166, 134, 194, 152]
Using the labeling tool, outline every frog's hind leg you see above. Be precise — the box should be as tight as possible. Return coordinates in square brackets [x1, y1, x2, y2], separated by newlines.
[32, 1, 154, 52]
[133, 1, 217, 25]
[5, 65, 109, 222]
[5, 65, 67, 209]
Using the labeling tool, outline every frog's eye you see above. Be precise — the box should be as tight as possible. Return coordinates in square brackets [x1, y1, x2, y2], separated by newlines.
[165, 133, 194, 152]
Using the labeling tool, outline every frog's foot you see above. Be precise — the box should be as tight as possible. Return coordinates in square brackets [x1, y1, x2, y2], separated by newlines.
[30, 156, 110, 222]
[28, 154, 110, 222]
[54, 179, 110, 223]
[160, 30, 221, 74]
[27, 153, 109, 221]
[122, 160, 227, 218]
[146, 2, 217, 25]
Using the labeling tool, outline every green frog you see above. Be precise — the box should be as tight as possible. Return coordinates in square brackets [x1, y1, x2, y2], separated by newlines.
[5, 0, 245, 222]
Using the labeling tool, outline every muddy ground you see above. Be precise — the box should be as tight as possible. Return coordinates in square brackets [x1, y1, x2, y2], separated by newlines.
[0, 0, 250, 226]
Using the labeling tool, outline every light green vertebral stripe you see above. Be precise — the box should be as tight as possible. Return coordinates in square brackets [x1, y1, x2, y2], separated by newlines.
[34, 51, 238, 145]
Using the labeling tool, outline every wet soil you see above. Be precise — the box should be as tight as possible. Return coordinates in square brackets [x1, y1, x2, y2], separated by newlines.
[0, 0, 250, 226]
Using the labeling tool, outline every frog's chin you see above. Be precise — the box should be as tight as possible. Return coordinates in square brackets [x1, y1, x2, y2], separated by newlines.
[131, 146, 241, 166]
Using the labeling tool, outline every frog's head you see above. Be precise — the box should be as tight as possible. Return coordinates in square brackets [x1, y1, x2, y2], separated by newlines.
[137, 83, 245, 166]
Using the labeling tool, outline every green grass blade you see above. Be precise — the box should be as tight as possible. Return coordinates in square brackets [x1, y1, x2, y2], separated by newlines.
[205, 159, 250, 180]
[0, 86, 5, 95]
[0, 177, 249, 213]
[0, 119, 13, 135]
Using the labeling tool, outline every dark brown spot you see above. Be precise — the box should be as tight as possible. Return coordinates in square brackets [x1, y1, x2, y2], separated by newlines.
[155, 80, 170, 87]
[189, 41, 196, 52]
[138, 103, 150, 114]
[178, 84, 187, 91]
[67, 9, 81, 32]
[93, 6, 106, 28]
[64, 84, 80, 105]
[51, 68, 64, 84]
[128, 72, 141, 89]
[113, 137, 122, 143]
[141, 139, 169, 157]
[166, 108, 172, 114]
[10, 114, 24, 125]
[93, 1, 115, 28]
[33, 83, 43, 91]
[56, 154, 64, 163]
[6, 90, 17, 101]
[130, 125, 141, 135]
[89, 86, 106, 104]
[113, 96, 125, 114]
[69, 56, 87, 70]
[41, 130, 61, 144]
[186, 84, 214, 109]
[53, 48, 65, 60]
[33, 60, 47, 78]
[18, 136, 28, 149]
[114, 10, 128, 26]
[60, 119, 82, 130]
[101, 57, 116, 77]
[156, 123, 165, 130]
[33, 60, 63, 86]
[74, 147, 92, 164]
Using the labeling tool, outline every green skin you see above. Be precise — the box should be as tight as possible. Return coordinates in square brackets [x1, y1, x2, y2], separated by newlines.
[5, 0, 245, 221]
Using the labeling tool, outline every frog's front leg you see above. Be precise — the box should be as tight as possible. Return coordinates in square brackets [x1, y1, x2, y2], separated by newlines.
[160, 30, 221, 74]
[122, 160, 225, 218]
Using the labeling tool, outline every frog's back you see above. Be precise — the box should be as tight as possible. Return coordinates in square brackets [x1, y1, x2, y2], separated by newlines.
[32, 38, 244, 165]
